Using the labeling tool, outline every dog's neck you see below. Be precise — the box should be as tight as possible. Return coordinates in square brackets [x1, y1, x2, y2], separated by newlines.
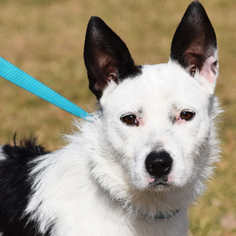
[121, 202, 180, 220]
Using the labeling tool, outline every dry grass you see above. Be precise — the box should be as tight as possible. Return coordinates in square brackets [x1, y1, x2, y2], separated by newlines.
[0, 0, 236, 235]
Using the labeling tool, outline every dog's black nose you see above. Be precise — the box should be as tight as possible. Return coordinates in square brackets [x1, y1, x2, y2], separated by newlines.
[145, 151, 173, 178]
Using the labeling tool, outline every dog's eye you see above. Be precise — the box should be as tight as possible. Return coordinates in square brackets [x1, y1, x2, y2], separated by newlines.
[121, 114, 138, 125]
[180, 111, 195, 121]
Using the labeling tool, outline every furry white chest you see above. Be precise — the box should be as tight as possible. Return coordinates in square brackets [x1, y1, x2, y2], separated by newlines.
[25, 140, 188, 236]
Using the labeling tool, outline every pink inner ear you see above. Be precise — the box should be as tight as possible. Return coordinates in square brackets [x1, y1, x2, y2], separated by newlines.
[199, 56, 217, 84]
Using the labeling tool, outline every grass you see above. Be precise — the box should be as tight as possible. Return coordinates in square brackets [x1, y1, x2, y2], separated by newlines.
[0, 0, 236, 235]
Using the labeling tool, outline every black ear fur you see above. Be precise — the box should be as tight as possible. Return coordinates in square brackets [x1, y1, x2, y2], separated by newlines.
[170, 1, 217, 76]
[84, 16, 141, 100]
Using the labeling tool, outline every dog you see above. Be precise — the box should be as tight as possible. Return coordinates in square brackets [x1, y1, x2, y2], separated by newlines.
[0, 1, 221, 235]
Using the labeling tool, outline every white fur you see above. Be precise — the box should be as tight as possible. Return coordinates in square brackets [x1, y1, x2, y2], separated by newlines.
[22, 60, 221, 236]
[0, 147, 6, 161]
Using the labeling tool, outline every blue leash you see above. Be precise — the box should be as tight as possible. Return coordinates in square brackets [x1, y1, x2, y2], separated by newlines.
[0, 57, 92, 121]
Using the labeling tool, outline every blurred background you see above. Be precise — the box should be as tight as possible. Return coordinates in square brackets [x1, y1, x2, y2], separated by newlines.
[0, 0, 235, 235]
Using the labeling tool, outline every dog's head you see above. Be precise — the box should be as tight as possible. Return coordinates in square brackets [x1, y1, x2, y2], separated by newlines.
[84, 1, 219, 195]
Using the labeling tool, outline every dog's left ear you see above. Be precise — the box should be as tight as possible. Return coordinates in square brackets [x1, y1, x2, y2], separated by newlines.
[170, 1, 218, 93]
[84, 16, 141, 100]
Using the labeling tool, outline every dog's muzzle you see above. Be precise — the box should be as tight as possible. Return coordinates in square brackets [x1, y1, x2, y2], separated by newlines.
[145, 151, 173, 185]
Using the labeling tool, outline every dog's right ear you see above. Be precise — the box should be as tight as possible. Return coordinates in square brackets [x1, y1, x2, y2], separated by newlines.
[84, 17, 141, 100]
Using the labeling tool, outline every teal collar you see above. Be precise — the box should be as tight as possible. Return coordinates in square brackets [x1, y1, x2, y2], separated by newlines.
[154, 209, 179, 219]
[140, 209, 180, 220]
[120, 201, 180, 220]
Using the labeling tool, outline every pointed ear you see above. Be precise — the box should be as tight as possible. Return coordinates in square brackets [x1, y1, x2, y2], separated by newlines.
[84, 16, 141, 100]
[170, 1, 218, 92]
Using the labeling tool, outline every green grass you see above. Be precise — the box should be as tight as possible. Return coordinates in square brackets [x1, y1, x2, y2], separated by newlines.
[0, 0, 236, 235]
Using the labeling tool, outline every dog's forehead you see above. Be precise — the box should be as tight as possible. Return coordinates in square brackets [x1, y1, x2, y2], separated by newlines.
[108, 63, 208, 109]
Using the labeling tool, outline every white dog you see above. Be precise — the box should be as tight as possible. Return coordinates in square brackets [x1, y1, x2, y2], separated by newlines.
[0, 1, 220, 235]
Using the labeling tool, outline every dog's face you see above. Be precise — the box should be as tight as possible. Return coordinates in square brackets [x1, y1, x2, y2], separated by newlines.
[100, 64, 213, 190]
[84, 1, 218, 192]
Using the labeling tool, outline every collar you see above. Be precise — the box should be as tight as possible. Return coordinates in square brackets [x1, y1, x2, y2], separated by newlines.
[119, 200, 180, 220]
[140, 209, 180, 220]
[154, 209, 180, 219]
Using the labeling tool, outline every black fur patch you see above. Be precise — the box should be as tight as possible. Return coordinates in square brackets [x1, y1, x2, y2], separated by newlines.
[0, 136, 50, 236]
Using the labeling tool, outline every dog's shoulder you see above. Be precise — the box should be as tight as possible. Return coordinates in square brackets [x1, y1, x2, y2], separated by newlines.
[0, 136, 50, 236]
